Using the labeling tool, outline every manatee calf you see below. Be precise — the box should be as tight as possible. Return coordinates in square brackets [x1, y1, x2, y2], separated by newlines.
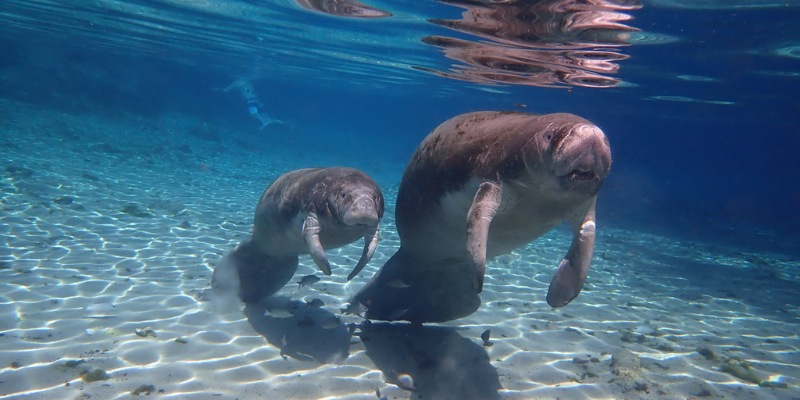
[213, 167, 384, 303]
[351, 111, 611, 323]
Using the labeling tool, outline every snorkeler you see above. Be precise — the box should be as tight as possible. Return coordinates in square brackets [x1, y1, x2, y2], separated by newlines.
[223, 78, 282, 129]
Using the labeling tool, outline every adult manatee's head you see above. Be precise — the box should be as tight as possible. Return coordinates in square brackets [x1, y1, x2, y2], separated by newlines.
[532, 113, 612, 195]
[328, 171, 384, 229]
[326, 169, 385, 280]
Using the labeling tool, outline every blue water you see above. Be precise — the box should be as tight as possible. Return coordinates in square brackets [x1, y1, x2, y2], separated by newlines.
[1, 1, 799, 399]
[3, 1, 797, 244]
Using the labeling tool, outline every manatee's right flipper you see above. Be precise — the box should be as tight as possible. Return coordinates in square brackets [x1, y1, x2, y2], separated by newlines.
[212, 239, 299, 303]
[350, 248, 481, 323]
[466, 181, 502, 293]
[546, 196, 597, 307]
[303, 213, 332, 275]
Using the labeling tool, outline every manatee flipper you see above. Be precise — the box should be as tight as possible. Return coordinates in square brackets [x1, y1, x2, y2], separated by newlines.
[302, 213, 332, 275]
[352, 249, 481, 323]
[547, 197, 597, 307]
[212, 239, 299, 303]
[347, 226, 380, 281]
[466, 181, 502, 293]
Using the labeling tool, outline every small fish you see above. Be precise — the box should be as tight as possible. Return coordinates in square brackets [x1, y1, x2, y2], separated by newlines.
[264, 308, 295, 318]
[297, 274, 320, 288]
[513, 103, 527, 109]
[295, 351, 315, 361]
[321, 316, 340, 329]
[481, 329, 493, 347]
[384, 278, 411, 289]
[633, 325, 657, 335]
[280, 334, 288, 360]
[297, 316, 316, 328]
[341, 301, 366, 316]
[84, 303, 116, 313]
[193, 290, 209, 302]
[305, 298, 324, 308]
[572, 357, 589, 365]
[134, 327, 157, 338]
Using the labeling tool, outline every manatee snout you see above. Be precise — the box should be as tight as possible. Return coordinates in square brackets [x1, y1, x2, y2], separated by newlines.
[343, 194, 380, 226]
[554, 124, 611, 189]
[341, 191, 384, 281]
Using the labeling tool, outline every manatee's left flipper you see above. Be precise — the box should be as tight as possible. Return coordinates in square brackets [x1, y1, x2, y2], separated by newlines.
[466, 181, 503, 292]
[547, 196, 597, 307]
[347, 225, 380, 281]
[302, 213, 332, 275]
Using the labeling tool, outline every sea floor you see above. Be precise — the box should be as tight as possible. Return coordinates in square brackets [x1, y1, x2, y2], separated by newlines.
[1, 99, 798, 400]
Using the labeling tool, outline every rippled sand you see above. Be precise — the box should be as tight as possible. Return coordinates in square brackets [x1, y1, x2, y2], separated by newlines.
[1, 99, 798, 399]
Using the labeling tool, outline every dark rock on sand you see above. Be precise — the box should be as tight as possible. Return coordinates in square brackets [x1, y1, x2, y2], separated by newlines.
[121, 203, 154, 218]
[6, 165, 33, 178]
[131, 384, 157, 395]
[79, 368, 110, 382]
[53, 196, 74, 205]
[610, 349, 651, 393]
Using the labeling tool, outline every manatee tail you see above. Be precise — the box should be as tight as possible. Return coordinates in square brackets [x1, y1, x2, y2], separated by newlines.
[212, 239, 299, 303]
[350, 248, 481, 323]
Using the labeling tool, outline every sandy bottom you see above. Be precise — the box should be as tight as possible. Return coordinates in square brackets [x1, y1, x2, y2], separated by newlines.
[1, 99, 798, 400]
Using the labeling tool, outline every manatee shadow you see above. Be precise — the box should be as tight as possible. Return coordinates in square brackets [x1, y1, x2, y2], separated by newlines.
[358, 323, 502, 400]
[243, 296, 351, 364]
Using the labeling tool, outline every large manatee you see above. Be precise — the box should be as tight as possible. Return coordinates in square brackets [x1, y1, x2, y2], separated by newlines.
[351, 111, 611, 323]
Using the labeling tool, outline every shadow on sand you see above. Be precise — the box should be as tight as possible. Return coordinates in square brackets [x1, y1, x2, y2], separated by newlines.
[243, 296, 352, 364]
[242, 297, 502, 399]
[358, 322, 502, 400]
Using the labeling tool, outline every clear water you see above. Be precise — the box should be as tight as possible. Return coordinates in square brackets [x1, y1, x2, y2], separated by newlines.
[0, 1, 798, 399]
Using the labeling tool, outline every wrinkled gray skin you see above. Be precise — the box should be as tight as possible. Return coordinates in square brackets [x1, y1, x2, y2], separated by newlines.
[351, 111, 611, 323]
[213, 167, 384, 303]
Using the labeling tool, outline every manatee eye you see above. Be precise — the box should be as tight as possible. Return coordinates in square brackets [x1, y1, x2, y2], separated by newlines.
[543, 132, 553, 142]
